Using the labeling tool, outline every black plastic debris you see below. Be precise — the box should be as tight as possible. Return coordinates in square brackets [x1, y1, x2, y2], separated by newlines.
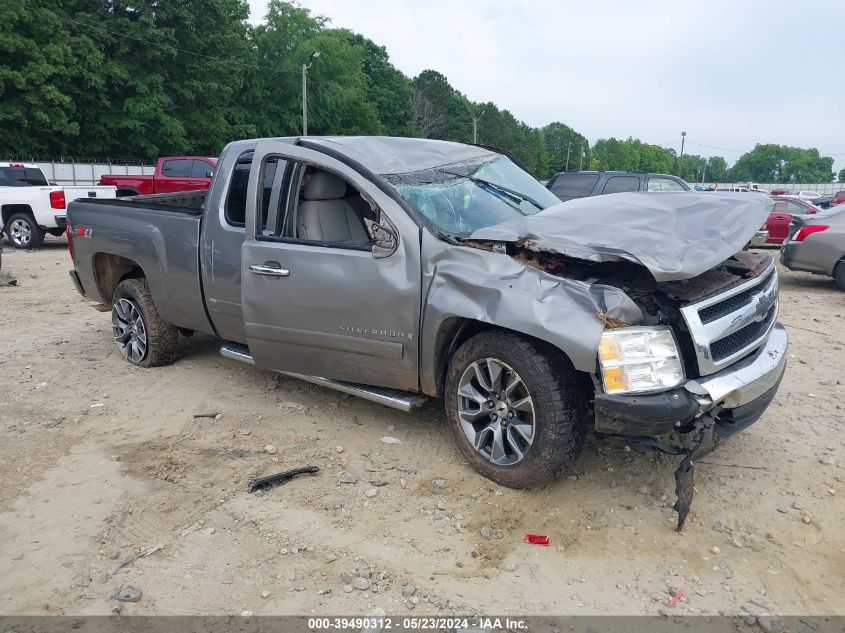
[248, 466, 319, 492]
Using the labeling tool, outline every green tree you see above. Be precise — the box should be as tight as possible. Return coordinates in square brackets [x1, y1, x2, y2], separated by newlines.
[411, 70, 472, 141]
[728, 144, 834, 183]
[838, 168, 845, 183]
[345, 32, 416, 137]
[542, 122, 588, 175]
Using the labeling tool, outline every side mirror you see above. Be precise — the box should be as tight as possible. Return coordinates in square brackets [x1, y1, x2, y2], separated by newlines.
[366, 219, 397, 259]
[205, 170, 214, 178]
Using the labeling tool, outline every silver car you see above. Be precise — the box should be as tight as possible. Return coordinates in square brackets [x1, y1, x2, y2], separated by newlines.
[780, 206, 845, 289]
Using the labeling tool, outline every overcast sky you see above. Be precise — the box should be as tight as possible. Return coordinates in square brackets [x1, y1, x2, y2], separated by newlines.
[246, 0, 845, 172]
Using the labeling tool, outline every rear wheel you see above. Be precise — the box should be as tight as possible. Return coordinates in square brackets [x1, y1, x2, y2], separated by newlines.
[111, 278, 178, 367]
[5, 212, 44, 249]
[834, 260, 845, 291]
[444, 330, 588, 489]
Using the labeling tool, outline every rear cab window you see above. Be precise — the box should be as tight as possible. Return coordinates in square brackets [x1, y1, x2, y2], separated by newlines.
[224, 153, 287, 229]
[0, 166, 48, 187]
[549, 173, 600, 198]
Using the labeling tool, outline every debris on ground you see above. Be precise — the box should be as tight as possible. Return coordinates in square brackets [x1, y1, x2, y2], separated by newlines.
[247, 466, 319, 492]
[111, 586, 142, 602]
[111, 543, 164, 575]
[523, 533, 550, 545]
[338, 472, 357, 484]
[192, 411, 220, 419]
[667, 588, 686, 607]
[381, 436, 401, 445]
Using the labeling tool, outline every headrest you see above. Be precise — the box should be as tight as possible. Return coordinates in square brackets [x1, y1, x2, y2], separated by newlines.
[304, 171, 346, 200]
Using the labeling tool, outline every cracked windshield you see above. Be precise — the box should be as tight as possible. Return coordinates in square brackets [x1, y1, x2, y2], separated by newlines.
[386, 155, 561, 235]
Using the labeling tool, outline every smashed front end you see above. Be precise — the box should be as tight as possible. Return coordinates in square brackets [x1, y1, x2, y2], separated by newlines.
[464, 192, 787, 529]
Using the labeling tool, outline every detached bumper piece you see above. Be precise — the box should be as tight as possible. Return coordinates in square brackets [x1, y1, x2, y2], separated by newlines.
[593, 324, 789, 531]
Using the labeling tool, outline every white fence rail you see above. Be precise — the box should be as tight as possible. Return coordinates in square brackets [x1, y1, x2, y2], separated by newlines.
[709, 182, 844, 195]
[3, 159, 155, 186]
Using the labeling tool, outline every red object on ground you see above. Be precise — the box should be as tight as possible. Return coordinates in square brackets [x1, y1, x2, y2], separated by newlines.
[522, 533, 550, 545]
[667, 589, 686, 607]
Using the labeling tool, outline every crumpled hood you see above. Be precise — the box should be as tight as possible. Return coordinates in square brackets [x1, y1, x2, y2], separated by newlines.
[468, 192, 772, 281]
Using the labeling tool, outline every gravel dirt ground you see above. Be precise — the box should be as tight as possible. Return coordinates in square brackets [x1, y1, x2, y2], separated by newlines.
[0, 239, 842, 618]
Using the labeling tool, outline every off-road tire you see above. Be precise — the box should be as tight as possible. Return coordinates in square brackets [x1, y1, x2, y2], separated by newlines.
[5, 212, 45, 249]
[834, 260, 845, 291]
[444, 330, 588, 489]
[112, 278, 178, 367]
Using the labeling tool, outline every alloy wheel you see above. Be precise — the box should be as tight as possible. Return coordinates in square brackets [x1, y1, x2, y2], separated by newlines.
[112, 298, 148, 363]
[456, 357, 536, 466]
[9, 219, 32, 247]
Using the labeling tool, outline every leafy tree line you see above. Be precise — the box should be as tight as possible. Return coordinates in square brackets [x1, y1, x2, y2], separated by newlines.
[0, 0, 583, 177]
[589, 137, 835, 184]
[0, 0, 837, 182]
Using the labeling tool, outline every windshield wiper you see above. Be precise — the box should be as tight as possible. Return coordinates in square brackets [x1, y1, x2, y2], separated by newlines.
[434, 230, 461, 245]
[443, 171, 546, 211]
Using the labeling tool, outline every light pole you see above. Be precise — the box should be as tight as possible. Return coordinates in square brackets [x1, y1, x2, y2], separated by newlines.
[565, 141, 571, 170]
[678, 131, 686, 177]
[578, 142, 584, 170]
[302, 51, 320, 136]
[701, 158, 708, 186]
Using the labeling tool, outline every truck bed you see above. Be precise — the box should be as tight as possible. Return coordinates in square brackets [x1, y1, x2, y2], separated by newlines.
[67, 197, 214, 335]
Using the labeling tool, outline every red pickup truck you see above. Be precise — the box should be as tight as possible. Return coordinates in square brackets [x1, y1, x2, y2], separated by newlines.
[99, 156, 217, 197]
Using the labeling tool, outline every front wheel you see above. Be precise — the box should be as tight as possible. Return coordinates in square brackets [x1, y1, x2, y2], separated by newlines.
[5, 212, 45, 249]
[444, 330, 588, 489]
[111, 278, 178, 367]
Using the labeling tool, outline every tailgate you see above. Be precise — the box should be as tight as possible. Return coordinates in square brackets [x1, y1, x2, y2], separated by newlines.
[63, 185, 117, 202]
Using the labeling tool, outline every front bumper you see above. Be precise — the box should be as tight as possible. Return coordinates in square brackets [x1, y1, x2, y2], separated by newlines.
[594, 324, 788, 437]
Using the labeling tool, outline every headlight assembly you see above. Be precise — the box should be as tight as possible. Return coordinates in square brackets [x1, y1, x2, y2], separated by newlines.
[598, 326, 684, 395]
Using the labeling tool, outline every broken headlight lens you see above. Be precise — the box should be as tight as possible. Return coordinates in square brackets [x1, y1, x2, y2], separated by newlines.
[598, 326, 684, 395]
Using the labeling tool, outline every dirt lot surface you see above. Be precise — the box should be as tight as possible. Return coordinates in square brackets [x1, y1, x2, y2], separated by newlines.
[0, 239, 843, 617]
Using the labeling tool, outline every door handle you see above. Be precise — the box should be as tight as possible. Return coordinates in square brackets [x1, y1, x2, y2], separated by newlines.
[249, 263, 290, 277]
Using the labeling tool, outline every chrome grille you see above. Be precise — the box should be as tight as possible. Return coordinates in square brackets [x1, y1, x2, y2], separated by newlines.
[680, 260, 779, 375]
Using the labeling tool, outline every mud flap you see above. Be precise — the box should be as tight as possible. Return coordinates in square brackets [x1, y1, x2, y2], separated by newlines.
[673, 416, 717, 531]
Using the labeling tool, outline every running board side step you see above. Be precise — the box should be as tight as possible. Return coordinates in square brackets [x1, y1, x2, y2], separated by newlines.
[220, 343, 428, 412]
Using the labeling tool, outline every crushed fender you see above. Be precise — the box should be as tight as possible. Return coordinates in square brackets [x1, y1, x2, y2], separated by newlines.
[247, 466, 319, 492]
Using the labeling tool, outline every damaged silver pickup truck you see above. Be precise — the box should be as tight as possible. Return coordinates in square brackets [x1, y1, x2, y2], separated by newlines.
[66, 137, 787, 528]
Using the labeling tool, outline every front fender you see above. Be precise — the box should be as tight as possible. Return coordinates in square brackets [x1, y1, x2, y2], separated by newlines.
[419, 233, 643, 394]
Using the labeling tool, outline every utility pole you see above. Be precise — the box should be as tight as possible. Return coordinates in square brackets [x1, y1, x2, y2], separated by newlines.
[678, 131, 686, 177]
[565, 142, 571, 170]
[578, 142, 584, 170]
[701, 158, 707, 186]
[472, 109, 485, 144]
[301, 51, 320, 136]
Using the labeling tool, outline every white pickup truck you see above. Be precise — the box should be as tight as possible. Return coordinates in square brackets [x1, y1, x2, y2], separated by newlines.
[0, 162, 116, 249]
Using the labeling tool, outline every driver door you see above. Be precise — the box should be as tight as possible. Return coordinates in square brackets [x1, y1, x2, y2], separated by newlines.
[240, 141, 422, 391]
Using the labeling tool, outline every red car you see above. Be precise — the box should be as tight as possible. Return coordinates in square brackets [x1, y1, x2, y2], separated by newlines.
[832, 190, 845, 206]
[765, 196, 820, 244]
[99, 156, 217, 197]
